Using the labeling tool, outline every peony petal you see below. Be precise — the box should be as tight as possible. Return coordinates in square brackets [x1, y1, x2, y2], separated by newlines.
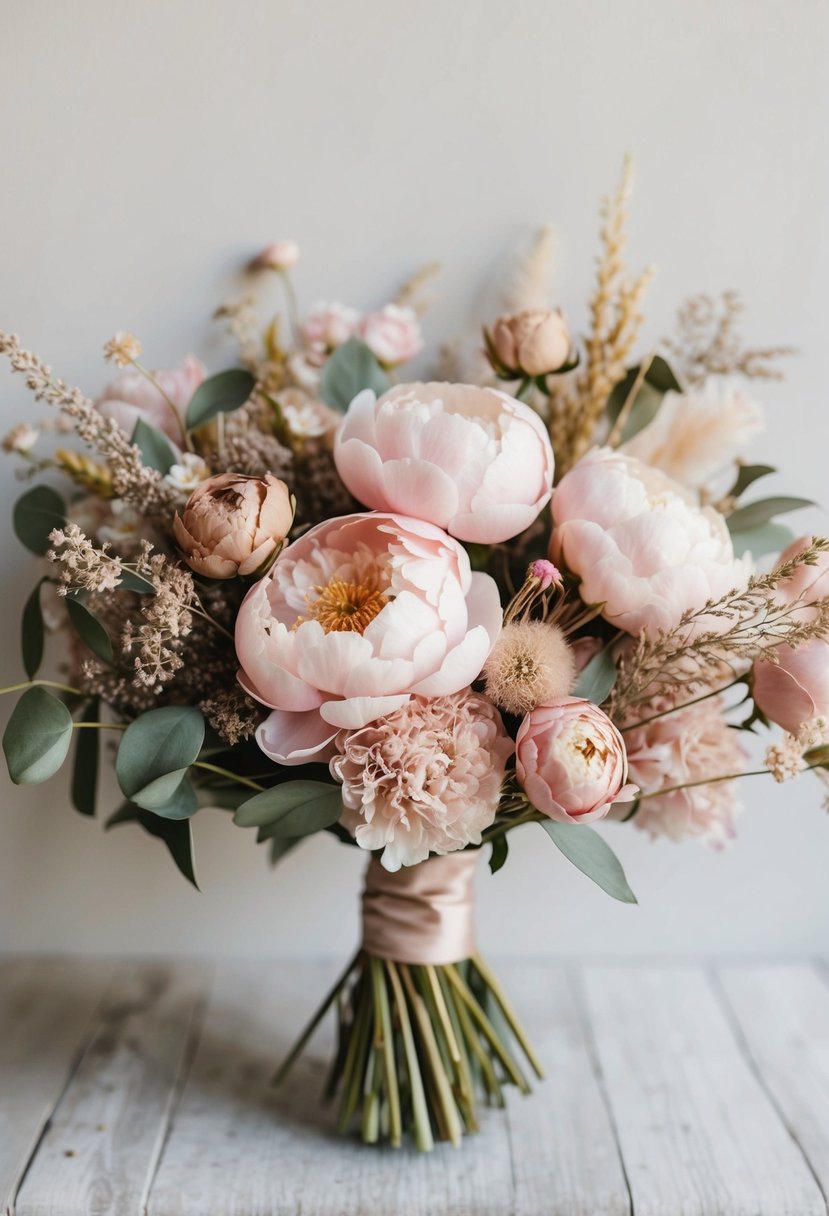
[319, 694, 411, 729]
[256, 707, 339, 765]
[410, 624, 493, 697]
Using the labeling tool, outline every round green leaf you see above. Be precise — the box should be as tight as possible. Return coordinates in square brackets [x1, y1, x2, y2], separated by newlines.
[320, 338, 389, 413]
[116, 706, 205, 811]
[66, 596, 113, 664]
[13, 486, 66, 556]
[186, 369, 256, 430]
[234, 780, 343, 837]
[3, 687, 74, 784]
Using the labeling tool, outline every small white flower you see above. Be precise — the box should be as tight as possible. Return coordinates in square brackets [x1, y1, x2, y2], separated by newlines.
[103, 331, 143, 367]
[281, 400, 329, 439]
[2, 423, 39, 454]
[164, 452, 211, 494]
[97, 499, 144, 546]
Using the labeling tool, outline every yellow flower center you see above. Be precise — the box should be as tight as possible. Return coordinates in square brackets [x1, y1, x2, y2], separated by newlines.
[305, 577, 389, 634]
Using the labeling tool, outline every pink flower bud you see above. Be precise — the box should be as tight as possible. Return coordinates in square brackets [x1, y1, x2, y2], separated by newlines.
[173, 472, 294, 580]
[530, 558, 561, 590]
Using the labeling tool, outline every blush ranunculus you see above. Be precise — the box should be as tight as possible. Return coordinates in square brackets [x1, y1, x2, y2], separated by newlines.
[235, 512, 503, 765]
[95, 356, 205, 443]
[486, 308, 571, 377]
[516, 697, 637, 823]
[173, 472, 294, 579]
[752, 639, 829, 735]
[334, 382, 554, 544]
[551, 447, 750, 638]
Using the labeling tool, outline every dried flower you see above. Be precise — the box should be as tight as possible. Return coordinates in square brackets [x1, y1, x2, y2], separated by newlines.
[333, 690, 513, 871]
[484, 621, 575, 716]
[173, 472, 294, 580]
[47, 523, 124, 594]
[103, 332, 143, 367]
[664, 291, 795, 388]
[2, 423, 39, 454]
[765, 717, 829, 783]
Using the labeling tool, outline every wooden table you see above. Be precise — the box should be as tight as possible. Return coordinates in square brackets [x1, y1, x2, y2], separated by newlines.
[2, 958, 829, 1215]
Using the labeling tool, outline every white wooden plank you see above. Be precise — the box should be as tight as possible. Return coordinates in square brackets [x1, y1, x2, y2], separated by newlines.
[584, 964, 827, 1216]
[716, 962, 829, 1203]
[12, 961, 209, 1216]
[148, 958, 515, 1216]
[0, 958, 113, 1216]
[504, 963, 629, 1216]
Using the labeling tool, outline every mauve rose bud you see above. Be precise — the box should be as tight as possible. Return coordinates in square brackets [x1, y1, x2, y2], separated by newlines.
[516, 696, 638, 823]
[251, 241, 300, 271]
[486, 308, 571, 378]
[173, 472, 294, 579]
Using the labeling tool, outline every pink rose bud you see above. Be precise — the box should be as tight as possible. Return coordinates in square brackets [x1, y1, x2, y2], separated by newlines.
[530, 558, 561, 590]
[752, 639, 829, 736]
[516, 696, 638, 823]
[358, 304, 424, 368]
[485, 308, 572, 378]
[173, 472, 294, 579]
[300, 302, 360, 352]
[95, 356, 205, 444]
[252, 240, 300, 271]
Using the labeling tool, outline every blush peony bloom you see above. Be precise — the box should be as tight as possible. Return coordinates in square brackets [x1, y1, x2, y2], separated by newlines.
[333, 690, 513, 871]
[621, 380, 764, 490]
[173, 472, 294, 579]
[622, 695, 747, 846]
[752, 639, 829, 735]
[516, 697, 637, 823]
[551, 448, 750, 637]
[486, 308, 571, 377]
[358, 304, 424, 368]
[772, 535, 829, 606]
[235, 512, 503, 765]
[95, 356, 205, 443]
[335, 382, 554, 544]
[300, 302, 360, 352]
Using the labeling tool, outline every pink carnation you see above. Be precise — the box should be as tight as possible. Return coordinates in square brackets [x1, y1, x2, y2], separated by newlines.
[95, 356, 205, 443]
[333, 690, 513, 871]
[622, 695, 747, 846]
[551, 448, 750, 638]
[235, 512, 502, 765]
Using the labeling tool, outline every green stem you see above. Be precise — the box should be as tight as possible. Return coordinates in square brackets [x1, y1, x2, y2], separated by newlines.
[272, 949, 361, 1086]
[72, 721, 125, 731]
[192, 761, 265, 792]
[621, 678, 743, 732]
[482, 809, 541, 846]
[637, 761, 826, 801]
[386, 960, 434, 1152]
[130, 359, 190, 449]
[0, 679, 85, 698]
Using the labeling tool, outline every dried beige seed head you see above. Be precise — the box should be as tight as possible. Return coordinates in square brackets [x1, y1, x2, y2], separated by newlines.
[484, 620, 576, 717]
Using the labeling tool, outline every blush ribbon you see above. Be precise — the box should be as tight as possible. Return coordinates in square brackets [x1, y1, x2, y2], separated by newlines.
[360, 852, 478, 965]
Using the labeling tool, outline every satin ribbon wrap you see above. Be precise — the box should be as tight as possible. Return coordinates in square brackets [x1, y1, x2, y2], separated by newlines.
[361, 853, 478, 965]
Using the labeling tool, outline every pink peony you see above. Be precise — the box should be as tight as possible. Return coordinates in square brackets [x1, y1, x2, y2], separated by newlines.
[173, 472, 294, 579]
[551, 448, 750, 637]
[773, 535, 829, 606]
[752, 639, 829, 735]
[516, 697, 637, 823]
[300, 302, 360, 352]
[334, 382, 554, 544]
[622, 694, 747, 846]
[95, 356, 205, 443]
[333, 690, 513, 871]
[358, 304, 424, 368]
[235, 512, 502, 765]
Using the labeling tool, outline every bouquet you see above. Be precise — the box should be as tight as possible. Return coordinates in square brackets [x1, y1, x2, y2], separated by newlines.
[3, 162, 828, 1151]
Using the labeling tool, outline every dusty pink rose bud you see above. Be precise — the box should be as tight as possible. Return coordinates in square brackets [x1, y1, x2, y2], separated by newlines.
[752, 640, 829, 736]
[358, 304, 424, 368]
[173, 472, 294, 580]
[252, 240, 300, 271]
[516, 696, 638, 823]
[486, 308, 571, 377]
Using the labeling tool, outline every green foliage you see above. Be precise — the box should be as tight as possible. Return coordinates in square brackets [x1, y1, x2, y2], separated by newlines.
[730, 521, 796, 559]
[185, 368, 256, 430]
[726, 495, 813, 535]
[234, 779, 343, 837]
[71, 698, 99, 816]
[65, 596, 113, 664]
[728, 463, 776, 500]
[488, 834, 509, 874]
[605, 355, 682, 443]
[118, 571, 156, 594]
[3, 687, 74, 784]
[13, 486, 66, 556]
[572, 646, 618, 705]
[115, 705, 204, 812]
[320, 338, 389, 413]
[131, 418, 179, 474]
[538, 820, 637, 903]
[107, 802, 198, 888]
[21, 579, 46, 679]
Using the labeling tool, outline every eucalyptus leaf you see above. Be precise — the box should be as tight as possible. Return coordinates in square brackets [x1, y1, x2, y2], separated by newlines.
[115, 705, 205, 811]
[727, 496, 814, 534]
[66, 596, 113, 664]
[605, 355, 682, 443]
[13, 486, 66, 556]
[3, 687, 74, 785]
[234, 780, 343, 837]
[320, 338, 389, 413]
[538, 820, 637, 904]
[572, 646, 618, 705]
[131, 418, 179, 475]
[144, 776, 199, 820]
[71, 697, 99, 816]
[489, 834, 509, 875]
[729, 463, 776, 500]
[21, 579, 46, 679]
[730, 520, 795, 559]
[106, 801, 198, 888]
[186, 368, 256, 430]
[117, 571, 156, 594]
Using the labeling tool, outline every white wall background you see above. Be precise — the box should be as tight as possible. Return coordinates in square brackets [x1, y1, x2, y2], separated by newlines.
[1, 0, 828, 959]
